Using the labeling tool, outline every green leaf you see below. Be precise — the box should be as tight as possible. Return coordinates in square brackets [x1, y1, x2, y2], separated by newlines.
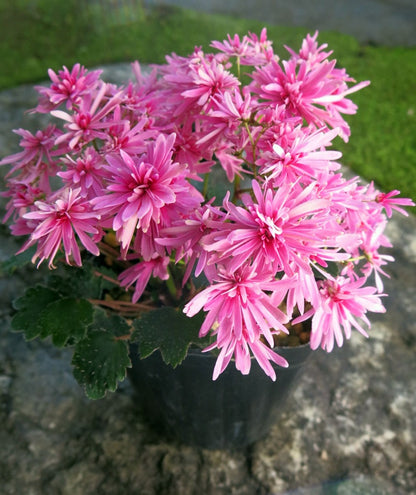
[47, 263, 104, 299]
[0, 246, 37, 275]
[39, 298, 94, 347]
[131, 306, 205, 368]
[11, 286, 61, 340]
[72, 330, 131, 399]
[12, 286, 93, 346]
[201, 163, 234, 206]
[90, 307, 131, 338]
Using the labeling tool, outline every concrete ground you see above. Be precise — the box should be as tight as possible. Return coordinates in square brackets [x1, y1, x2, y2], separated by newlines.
[147, 0, 416, 46]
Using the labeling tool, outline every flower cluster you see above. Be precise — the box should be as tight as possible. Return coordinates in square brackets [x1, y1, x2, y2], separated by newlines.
[1, 30, 413, 381]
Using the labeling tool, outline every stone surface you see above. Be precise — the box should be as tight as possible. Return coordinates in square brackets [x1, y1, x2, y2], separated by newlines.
[0, 68, 415, 495]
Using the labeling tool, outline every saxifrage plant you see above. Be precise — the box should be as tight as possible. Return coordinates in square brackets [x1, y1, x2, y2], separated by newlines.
[1, 29, 413, 398]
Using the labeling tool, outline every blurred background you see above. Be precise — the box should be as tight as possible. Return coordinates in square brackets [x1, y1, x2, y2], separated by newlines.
[0, 0, 415, 201]
[149, 0, 416, 46]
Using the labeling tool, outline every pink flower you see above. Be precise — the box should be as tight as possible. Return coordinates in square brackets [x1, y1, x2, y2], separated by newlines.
[119, 255, 170, 303]
[103, 114, 156, 155]
[20, 188, 100, 268]
[285, 31, 332, 66]
[131, 222, 167, 262]
[278, 265, 320, 318]
[243, 28, 275, 64]
[210, 33, 254, 60]
[203, 180, 346, 276]
[214, 147, 245, 182]
[52, 83, 124, 149]
[183, 59, 239, 108]
[157, 203, 221, 283]
[356, 220, 393, 292]
[258, 127, 342, 185]
[375, 189, 415, 218]
[170, 122, 216, 178]
[251, 49, 370, 141]
[308, 276, 386, 352]
[92, 133, 202, 253]
[164, 56, 240, 116]
[33, 64, 102, 112]
[209, 87, 252, 125]
[0, 125, 59, 171]
[1, 179, 47, 224]
[184, 263, 294, 380]
[58, 147, 107, 198]
[210, 28, 274, 65]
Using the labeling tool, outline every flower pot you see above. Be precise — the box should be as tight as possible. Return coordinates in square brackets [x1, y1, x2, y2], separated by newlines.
[128, 344, 312, 449]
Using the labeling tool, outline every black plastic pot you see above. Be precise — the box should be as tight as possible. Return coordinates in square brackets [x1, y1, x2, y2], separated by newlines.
[128, 344, 312, 450]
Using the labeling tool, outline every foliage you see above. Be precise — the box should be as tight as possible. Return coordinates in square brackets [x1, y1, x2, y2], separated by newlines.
[132, 307, 207, 367]
[9, 265, 208, 398]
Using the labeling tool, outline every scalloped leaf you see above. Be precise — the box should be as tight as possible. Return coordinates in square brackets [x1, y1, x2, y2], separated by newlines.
[72, 330, 131, 399]
[46, 264, 104, 299]
[0, 246, 37, 275]
[198, 163, 234, 206]
[90, 307, 131, 338]
[12, 286, 93, 346]
[11, 286, 61, 340]
[131, 306, 205, 368]
[39, 298, 94, 347]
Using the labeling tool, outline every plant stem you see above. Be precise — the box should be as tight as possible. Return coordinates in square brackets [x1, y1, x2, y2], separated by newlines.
[233, 174, 241, 201]
[203, 172, 210, 197]
[166, 265, 178, 300]
[93, 270, 122, 287]
[88, 298, 154, 315]
[244, 121, 258, 177]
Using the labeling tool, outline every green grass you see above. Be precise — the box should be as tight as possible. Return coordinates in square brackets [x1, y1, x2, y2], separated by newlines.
[0, 0, 415, 202]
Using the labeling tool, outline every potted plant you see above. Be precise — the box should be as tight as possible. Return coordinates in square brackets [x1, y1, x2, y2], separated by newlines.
[1, 29, 413, 448]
